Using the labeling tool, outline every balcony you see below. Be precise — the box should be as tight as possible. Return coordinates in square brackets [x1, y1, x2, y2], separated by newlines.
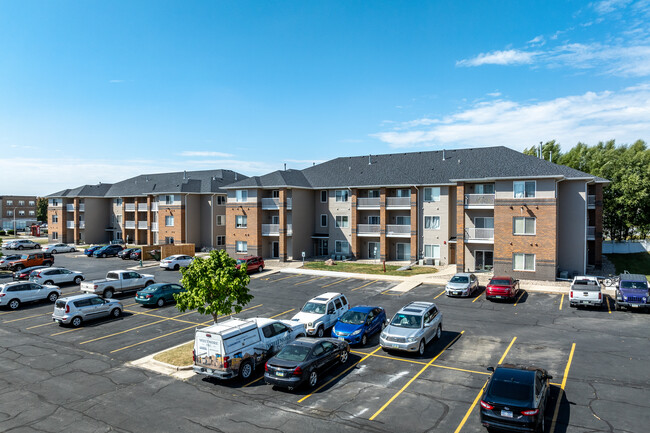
[138, 221, 148, 229]
[587, 226, 595, 240]
[138, 203, 148, 212]
[357, 224, 381, 236]
[79, 204, 85, 212]
[588, 195, 596, 209]
[151, 202, 158, 212]
[125, 203, 136, 212]
[357, 198, 380, 209]
[287, 224, 292, 236]
[125, 221, 136, 229]
[261, 198, 292, 210]
[66, 221, 75, 229]
[386, 197, 411, 209]
[465, 228, 494, 243]
[66, 204, 75, 212]
[262, 224, 293, 236]
[386, 224, 411, 237]
[79, 221, 85, 229]
[151, 222, 159, 231]
[464, 194, 495, 208]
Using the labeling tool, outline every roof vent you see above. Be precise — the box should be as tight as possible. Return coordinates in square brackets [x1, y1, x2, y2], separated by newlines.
[235, 173, 238, 181]
[368, 155, 371, 165]
[183, 170, 187, 180]
[284, 163, 287, 171]
[442, 149, 445, 161]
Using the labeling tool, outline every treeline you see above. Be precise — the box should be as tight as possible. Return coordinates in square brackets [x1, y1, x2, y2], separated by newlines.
[524, 139, 650, 240]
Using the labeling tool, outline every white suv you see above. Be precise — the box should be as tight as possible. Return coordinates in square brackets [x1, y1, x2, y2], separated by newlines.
[0, 281, 61, 310]
[291, 292, 349, 338]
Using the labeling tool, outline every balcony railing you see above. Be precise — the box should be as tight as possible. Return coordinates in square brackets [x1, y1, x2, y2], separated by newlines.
[465, 228, 494, 241]
[66, 204, 75, 212]
[261, 198, 292, 210]
[79, 221, 85, 229]
[151, 222, 158, 231]
[79, 204, 85, 212]
[287, 224, 292, 236]
[587, 226, 595, 238]
[125, 221, 136, 229]
[138, 203, 148, 212]
[357, 198, 380, 208]
[386, 224, 411, 236]
[66, 221, 75, 229]
[465, 194, 495, 207]
[357, 224, 381, 235]
[386, 197, 411, 208]
[125, 203, 136, 212]
[588, 195, 596, 208]
[151, 202, 158, 212]
[138, 221, 148, 229]
[262, 224, 279, 235]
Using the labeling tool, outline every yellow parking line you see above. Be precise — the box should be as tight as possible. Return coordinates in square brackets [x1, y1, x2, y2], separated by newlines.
[513, 291, 526, 306]
[294, 276, 324, 286]
[26, 322, 53, 330]
[51, 327, 82, 336]
[453, 336, 516, 433]
[349, 350, 490, 377]
[350, 280, 378, 291]
[321, 277, 351, 288]
[431, 363, 491, 376]
[4, 312, 51, 323]
[298, 346, 381, 403]
[270, 274, 301, 283]
[472, 291, 483, 303]
[550, 343, 576, 433]
[269, 308, 295, 319]
[109, 304, 263, 354]
[559, 294, 564, 310]
[369, 331, 464, 421]
[243, 376, 264, 388]
[434, 289, 446, 299]
[123, 309, 201, 325]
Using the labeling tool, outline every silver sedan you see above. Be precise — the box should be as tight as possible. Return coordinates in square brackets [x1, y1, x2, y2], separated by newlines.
[41, 243, 77, 254]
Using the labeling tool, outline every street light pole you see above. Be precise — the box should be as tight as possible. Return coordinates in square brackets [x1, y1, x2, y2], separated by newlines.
[13, 207, 17, 239]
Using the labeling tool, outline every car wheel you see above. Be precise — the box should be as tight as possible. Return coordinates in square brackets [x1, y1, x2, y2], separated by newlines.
[52, 249, 57, 254]
[18, 246, 23, 250]
[48, 292, 59, 302]
[157, 298, 165, 307]
[361, 334, 367, 346]
[145, 280, 153, 287]
[73, 276, 82, 285]
[308, 370, 318, 388]
[8, 299, 20, 310]
[435, 324, 442, 340]
[14, 265, 24, 271]
[316, 326, 324, 338]
[111, 308, 121, 318]
[71, 316, 83, 327]
[258, 266, 263, 273]
[101, 253, 107, 258]
[239, 360, 253, 380]
[103, 289, 114, 299]
[537, 414, 545, 433]
[174, 264, 180, 271]
[340, 349, 349, 364]
[418, 340, 425, 356]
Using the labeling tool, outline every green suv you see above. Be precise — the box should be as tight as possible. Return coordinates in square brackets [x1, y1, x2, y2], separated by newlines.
[135, 283, 185, 307]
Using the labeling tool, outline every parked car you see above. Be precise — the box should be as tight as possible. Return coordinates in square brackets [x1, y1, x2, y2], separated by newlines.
[291, 292, 350, 338]
[480, 364, 552, 433]
[331, 306, 387, 346]
[569, 276, 602, 308]
[80, 270, 155, 299]
[135, 283, 186, 307]
[0, 281, 61, 310]
[29, 267, 84, 286]
[12, 265, 49, 281]
[0, 254, 22, 269]
[615, 273, 650, 311]
[486, 276, 520, 301]
[194, 318, 306, 380]
[7, 252, 54, 271]
[52, 294, 123, 327]
[118, 248, 137, 260]
[93, 244, 124, 258]
[236, 256, 265, 273]
[5, 239, 41, 250]
[264, 338, 350, 390]
[2, 240, 15, 248]
[446, 273, 480, 297]
[130, 249, 142, 260]
[380, 301, 442, 355]
[83, 245, 104, 256]
[41, 243, 77, 254]
[160, 254, 194, 270]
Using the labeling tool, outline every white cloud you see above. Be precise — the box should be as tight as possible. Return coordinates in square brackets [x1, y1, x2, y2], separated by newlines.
[179, 151, 234, 157]
[109, 79, 124, 83]
[527, 35, 545, 46]
[487, 92, 502, 97]
[371, 86, 650, 150]
[593, 0, 632, 14]
[456, 49, 538, 67]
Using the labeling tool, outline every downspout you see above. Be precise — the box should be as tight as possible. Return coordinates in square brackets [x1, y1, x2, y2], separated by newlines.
[184, 194, 188, 245]
[211, 194, 215, 249]
[584, 183, 588, 274]
[413, 185, 419, 263]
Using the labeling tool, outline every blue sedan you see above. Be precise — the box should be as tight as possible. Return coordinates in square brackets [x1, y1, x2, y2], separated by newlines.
[331, 306, 387, 346]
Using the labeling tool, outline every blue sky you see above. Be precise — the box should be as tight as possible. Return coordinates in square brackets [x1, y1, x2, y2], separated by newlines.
[2, 0, 649, 195]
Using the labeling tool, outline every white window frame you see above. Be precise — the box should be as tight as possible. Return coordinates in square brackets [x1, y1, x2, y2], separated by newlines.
[423, 244, 440, 259]
[165, 215, 174, 226]
[513, 217, 536, 235]
[236, 190, 248, 202]
[475, 184, 495, 194]
[115, 198, 123, 206]
[6, 210, 13, 216]
[29, 201, 35, 206]
[424, 216, 440, 230]
[367, 190, 380, 198]
[423, 187, 441, 202]
[395, 215, 411, 225]
[320, 214, 328, 227]
[6, 200, 13, 206]
[216, 196, 226, 205]
[335, 215, 349, 228]
[367, 215, 380, 225]
[513, 253, 535, 271]
[320, 190, 327, 203]
[52, 232, 58, 240]
[335, 190, 349, 202]
[29, 210, 35, 216]
[216, 215, 225, 226]
[18, 210, 25, 216]
[474, 217, 494, 229]
[335, 240, 350, 255]
[236, 241, 248, 253]
[52, 215, 58, 223]
[513, 181, 536, 198]
[235, 215, 247, 228]
[216, 235, 225, 246]
[18, 200, 25, 206]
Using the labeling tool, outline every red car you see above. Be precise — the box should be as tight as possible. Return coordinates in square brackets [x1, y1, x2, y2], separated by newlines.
[485, 276, 520, 301]
[236, 256, 265, 273]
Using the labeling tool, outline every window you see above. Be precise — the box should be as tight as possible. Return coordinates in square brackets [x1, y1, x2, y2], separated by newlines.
[396, 189, 410, 197]
[368, 215, 380, 225]
[424, 244, 440, 259]
[236, 241, 248, 253]
[165, 236, 175, 244]
[52, 232, 58, 240]
[395, 216, 411, 225]
[165, 195, 174, 205]
[474, 217, 494, 228]
[235, 215, 247, 228]
[320, 214, 327, 227]
[513, 253, 535, 271]
[18, 210, 25, 216]
[513, 217, 536, 235]
[29, 211, 35, 216]
[514, 181, 536, 198]
[424, 216, 440, 229]
[334, 298, 342, 309]
[18, 200, 24, 206]
[216, 215, 225, 226]
[236, 190, 248, 202]
[424, 187, 441, 202]
[165, 215, 174, 226]
[335, 216, 349, 228]
[272, 190, 280, 198]
[6, 210, 12, 216]
[217, 196, 226, 205]
[335, 240, 350, 255]
[335, 190, 349, 202]
[320, 190, 327, 202]
[216, 235, 225, 246]
[271, 215, 279, 224]
[29, 201, 35, 206]
[475, 184, 495, 194]
[52, 215, 58, 223]
[6, 200, 12, 205]
[114, 198, 122, 206]
[368, 190, 380, 198]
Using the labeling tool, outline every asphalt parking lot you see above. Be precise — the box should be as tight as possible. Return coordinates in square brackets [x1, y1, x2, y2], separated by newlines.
[1, 248, 649, 432]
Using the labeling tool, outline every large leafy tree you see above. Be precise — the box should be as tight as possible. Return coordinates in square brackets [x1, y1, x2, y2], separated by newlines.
[36, 198, 48, 222]
[175, 249, 253, 323]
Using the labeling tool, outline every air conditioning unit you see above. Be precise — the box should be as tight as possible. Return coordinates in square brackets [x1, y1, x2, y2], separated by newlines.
[424, 258, 434, 265]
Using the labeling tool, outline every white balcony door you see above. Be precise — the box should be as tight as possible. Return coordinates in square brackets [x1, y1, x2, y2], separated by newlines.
[368, 242, 380, 259]
[396, 243, 410, 261]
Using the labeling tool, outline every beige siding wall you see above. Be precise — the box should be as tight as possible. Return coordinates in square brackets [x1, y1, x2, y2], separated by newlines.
[290, 189, 314, 259]
[328, 189, 352, 255]
[420, 186, 450, 264]
[558, 180, 587, 275]
[84, 198, 111, 244]
[185, 194, 201, 246]
[495, 178, 556, 199]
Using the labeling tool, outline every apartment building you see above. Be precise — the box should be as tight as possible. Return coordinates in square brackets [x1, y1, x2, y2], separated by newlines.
[47, 169, 246, 248]
[0, 196, 38, 230]
[224, 147, 607, 280]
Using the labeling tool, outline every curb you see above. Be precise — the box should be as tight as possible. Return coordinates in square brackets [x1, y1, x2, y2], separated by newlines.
[129, 340, 195, 379]
[279, 267, 409, 282]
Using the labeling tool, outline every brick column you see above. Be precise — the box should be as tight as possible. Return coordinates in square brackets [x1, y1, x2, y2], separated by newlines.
[133, 199, 140, 245]
[147, 196, 153, 245]
[410, 187, 418, 261]
[73, 198, 80, 244]
[595, 183, 603, 268]
[456, 183, 465, 273]
[279, 189, 288, 262]
[380, 188, 387, 261]
[350, 189, 360, 259]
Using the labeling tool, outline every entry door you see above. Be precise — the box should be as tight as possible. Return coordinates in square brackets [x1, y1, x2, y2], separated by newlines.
[449, 244, 456, 265]
[396, 243, 410, 261]
[368, 242, 380, 259]
[317, 239, 328, 256]
[272, 241, 279, 258]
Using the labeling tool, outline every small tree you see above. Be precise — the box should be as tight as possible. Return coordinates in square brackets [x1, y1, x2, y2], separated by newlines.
[36, 198, 48, 223]
[175, 249, 252, 323]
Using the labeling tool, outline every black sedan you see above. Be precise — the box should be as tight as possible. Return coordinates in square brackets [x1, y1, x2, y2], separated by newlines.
[264, 338, 350, 390]
[118, 248, 137, 260]
[130, 249, 142, 260]
[480, 364, 552, 433]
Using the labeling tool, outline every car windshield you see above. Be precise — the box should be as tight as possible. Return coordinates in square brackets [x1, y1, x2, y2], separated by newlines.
[236, 259, 246, 265]
[450, 276, 469, 283]
[620, 281, 648, 290]
[20, 255, 29, 260]
[163, 256, 175, 261]
[275, 345, 311, 362]
[490, 279, 511, 286]
[339, 310, 367, 325]
[487, 379, 533, 404]
[301, 302, 326, 314]
[140, 285, 161, 293]
[390, 313, 421, 328]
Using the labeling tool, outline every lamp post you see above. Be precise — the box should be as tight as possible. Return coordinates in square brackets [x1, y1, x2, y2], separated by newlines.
[13, 207, 17, 239]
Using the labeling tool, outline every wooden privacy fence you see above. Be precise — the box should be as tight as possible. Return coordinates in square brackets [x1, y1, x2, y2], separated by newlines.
[140, 243, 195, 261]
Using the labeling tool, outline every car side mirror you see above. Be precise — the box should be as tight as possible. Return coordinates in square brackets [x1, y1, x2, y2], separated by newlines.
[487, 366, 495, 372]
[546, 374, 553, 380]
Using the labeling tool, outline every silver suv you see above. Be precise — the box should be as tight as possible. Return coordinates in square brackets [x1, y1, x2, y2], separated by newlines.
[6, 240, 41, 250]
[0, 281, 61, 310]
[380, 301, 443, 356]
[52, 294, 123, 327]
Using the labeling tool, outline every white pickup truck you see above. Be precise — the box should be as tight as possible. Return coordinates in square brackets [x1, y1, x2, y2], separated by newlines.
[193, 318, 305, 380]
[80, 270, 155, 299]
[569, 275, 603, 308]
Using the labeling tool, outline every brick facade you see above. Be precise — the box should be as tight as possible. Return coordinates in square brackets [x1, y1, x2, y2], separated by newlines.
[226, 200, 262, 257]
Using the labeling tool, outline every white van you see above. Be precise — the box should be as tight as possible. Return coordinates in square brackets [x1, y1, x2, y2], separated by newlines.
[193, 318, 305, 380]
[291, 292, 350, 338]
